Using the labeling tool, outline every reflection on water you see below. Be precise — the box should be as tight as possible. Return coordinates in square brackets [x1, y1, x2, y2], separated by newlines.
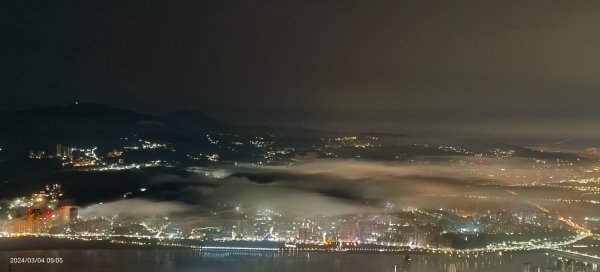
[0, 249, 560, 272]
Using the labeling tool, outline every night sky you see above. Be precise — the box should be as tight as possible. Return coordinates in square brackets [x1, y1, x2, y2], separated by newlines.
[3, 1, 600, 137]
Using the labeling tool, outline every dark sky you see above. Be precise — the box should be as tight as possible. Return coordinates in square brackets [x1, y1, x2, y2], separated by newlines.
[2, 1, 600, 138]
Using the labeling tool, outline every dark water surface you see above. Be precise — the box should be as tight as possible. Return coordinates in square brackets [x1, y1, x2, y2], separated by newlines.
[0, 249, 557, 272]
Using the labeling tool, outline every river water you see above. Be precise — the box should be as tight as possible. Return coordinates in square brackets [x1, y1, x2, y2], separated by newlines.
[0, 249, 559, 272]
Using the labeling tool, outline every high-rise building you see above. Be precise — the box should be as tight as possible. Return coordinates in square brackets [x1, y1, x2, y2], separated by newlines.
[23, 209, 44, 233]
[69, 207, 79, 223]
[64, 147, 74, 159]
[56, 144, 62, 158]
[339, 220, 358, 242]
[56, 205, 78, 225]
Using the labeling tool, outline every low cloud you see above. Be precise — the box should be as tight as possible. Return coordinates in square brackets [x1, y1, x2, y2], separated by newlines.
[80, 198, 192, 217]
[62, 158, 594, 226]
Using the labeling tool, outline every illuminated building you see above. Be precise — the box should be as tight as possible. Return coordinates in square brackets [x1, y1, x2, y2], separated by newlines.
[32, 191, 47, 206]
[29, 209, 45, 233]
[64, 147, 74, 158]
[220, 225, 238, 240]
[28, 150, 46, 159]
[56, 205, 78, 225]
[13, 209, 45, 233]
[190, 227, 220, 240]
[107, 150, 123, 157]
[56, 143, 62, 158]
[339, 220, 358, 242]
